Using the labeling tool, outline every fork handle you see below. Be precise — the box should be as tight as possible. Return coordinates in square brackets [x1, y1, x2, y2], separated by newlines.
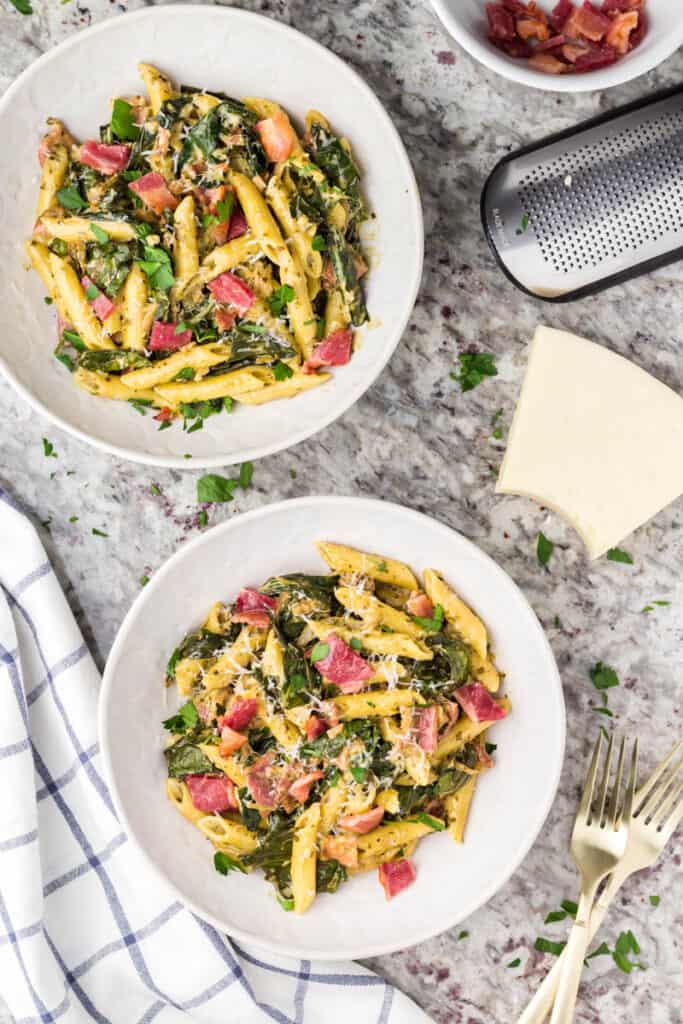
[548, 885, 600, 1024]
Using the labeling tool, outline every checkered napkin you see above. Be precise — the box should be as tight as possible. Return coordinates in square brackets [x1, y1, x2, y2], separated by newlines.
[0, 490, 429, 1024]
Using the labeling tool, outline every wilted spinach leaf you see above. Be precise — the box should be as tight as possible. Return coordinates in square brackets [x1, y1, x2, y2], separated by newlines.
[166, 627, 230, 681]
[165, 741, 218, 778]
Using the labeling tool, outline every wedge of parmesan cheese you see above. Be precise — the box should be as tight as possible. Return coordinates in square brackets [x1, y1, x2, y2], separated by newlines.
[496, 325, 683, 559]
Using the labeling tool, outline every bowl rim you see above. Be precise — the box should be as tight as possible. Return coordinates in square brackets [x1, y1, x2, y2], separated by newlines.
[429, 0, 683, 93]
[98, 494, 566, 959]
[0, 5, 423, 469]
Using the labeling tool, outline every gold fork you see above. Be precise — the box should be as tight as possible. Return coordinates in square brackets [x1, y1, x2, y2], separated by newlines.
[549, 733, 636, 1024]
[518, 736, 683, 1024]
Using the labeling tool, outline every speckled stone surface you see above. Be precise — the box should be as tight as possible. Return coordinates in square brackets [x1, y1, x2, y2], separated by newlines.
[1, 1, 682, 1022]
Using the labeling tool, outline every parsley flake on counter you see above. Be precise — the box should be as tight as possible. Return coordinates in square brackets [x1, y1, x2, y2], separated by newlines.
[92, 528, 109, 538]
[450, 352, 497, 393]
[42, 438, 57, 458]
[642, 600, 670, 613]
[536, 531, 553, 566]
[650, 895, 660, 907]
[491, 407, 504, 440]
[612, 930, 646, 974]
[590, 662, 619, 691]
[239, 461, 254, 490]
[534, 937, 566, 957]
[68, 516, 78, 523]
[544, 899, 578, 925]
[198, 510, 208, 529]
[139, 575, 150, 586]
[150, 483, 161, 496]
[197, 474, 238, 503]
[457, 930, 469, 941]
[507, 958, 521, 969]
[606, 547, 633, 564]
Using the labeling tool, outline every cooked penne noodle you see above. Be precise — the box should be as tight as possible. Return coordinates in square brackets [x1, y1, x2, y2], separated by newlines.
[49, 253, 114, 350]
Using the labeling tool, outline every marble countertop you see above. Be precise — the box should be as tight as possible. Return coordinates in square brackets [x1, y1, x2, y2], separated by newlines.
[1, 1, 682, 1021]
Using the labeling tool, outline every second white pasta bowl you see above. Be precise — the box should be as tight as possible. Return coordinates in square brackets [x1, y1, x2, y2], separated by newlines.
[0, 6, 422, 467]
[99, 496, 565, 959]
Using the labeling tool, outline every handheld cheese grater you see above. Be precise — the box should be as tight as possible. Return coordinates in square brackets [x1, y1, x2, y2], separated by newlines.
[481, 84, 683, 302]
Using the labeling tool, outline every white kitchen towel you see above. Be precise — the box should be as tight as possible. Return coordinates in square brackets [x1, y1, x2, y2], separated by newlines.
[0, 489, 429, 1024]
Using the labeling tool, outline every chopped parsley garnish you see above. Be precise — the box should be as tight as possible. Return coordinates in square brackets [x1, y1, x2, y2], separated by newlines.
[491, 407, 504, 440]
[544, 899, 577, 924]
[450, 352, 497, 393]
[84, 283, 99, 301]
[92, 528, 108, 538]
[412, 603, 444, 633]
[411, 812, 446, 831]
[42, 438, 57, 458]
[310, 642, 330, 663]
[536, 531, 553, 566]
[507, 958, 521, 968]
[650, 895, 660, 907]
[128, 398, 153, 415]
[534, 937, 566, 957]
[485, 742, 497, 755]
[10, 0, 33, 13]
[311, 234, 327, 252]
[268, 284, 295, 316]
[197, 510, 208, 529]
[140, 575, 150, 586]
[56, 185, 86, 211]
[349, 765, 367, 784]
[239, 461, 254, 490]
[277, 894, 295, 912]
[457, 930, 469, 941]
[110, 98, 140, 141]
[216, 194, 234, 224]
[62, 329, 86, 351]
[612, 931, 646, 974]
[197, 474, 239, 503]
[44, 296, 53, 305]
[68, 515, 78, 523]
[172, 367, 196, 382]
[375, 561, 388, 572]
[349, 637, 362, 652]
[136, 245, 175, 292]
[214, 851, 246, 875]
[606, 547, 633, 565]
[590, 662, 619, 691]
[90, 224, 110, 245]
[642, 600, 670, 613]
[150, 483, 161, 496]
[162, 700, 199, 734]
[273, 360, 294, 381]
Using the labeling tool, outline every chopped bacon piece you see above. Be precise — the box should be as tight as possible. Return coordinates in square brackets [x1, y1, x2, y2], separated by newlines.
[215, 308, 236, 332]
[79, 140, 130, 175]
[528, 51, 568, 72]
[378, 858, 417, 900]
[219, 698, 258, 733]
[516, 17, 551, 40]
[148, 321, 193, 352]
[565, 1, 611, 41]
[128, 171, 178, 214]
[321, 834, 358, 869]
[227, 204, 249, 241]
[232, 588, 277, 628]
[207, 272, 255, 314]
[303, 328, 353, 374]
[628, 10, 646, 49]
[536, 33, 566, 50]
[339, 806, 385, 834]
[186, 774, 237, 813]
[486, 3, 516, 40]
[255, 111, 296, 162]
[550, 0, 574, 29]
[602, 0, 643, 10]
[573, 43, 618, 69]
[246, 751, 278, 809]
[561, 42, 589, 61]
[305, 714, 328, 741]
[415, 705, 439, 754]
[81, 276, 114, 321]
[219, 725, 248, 756]
[406, 592, 434, 618]
[605, 10, 638, 53]
[313, 633, 373, 692]
[455, 682, 508, 724]
[288, 770, 325, 804]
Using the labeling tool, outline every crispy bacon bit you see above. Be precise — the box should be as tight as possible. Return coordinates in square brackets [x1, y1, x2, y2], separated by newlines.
[321, 834, 358, 869]
[186, 774, 237, 812]
[406, 592, 434, 618]
[303, 328, 353, 374]
[255, 111, 296, 162]
[313, 633, 374, 692]
[219, 698, 258, 733]
[232, 588, 277, 628]
[128, 172, 178, 214]
[219, 724, 248, 756]
[288, 770, 325, 804]
[81, 276, 114, 321]
[305, 714, 328, 740]
[207, 272, 255, 314]
[378, 858, 417, 900]
[339, 806, 385, 834]
[415, 705, 439, 753]
[79, 140, 130, 175]
[455, 682, 508, 724]
[148, 321, 193, 352]
[227, 204, 249, 240]
[483, 0, 646, 72]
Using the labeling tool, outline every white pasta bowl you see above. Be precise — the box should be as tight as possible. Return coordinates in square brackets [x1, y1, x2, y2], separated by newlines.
[0, 6, 422, 468]
[99, 496, 565, 959]
[429, 0, 683, 93]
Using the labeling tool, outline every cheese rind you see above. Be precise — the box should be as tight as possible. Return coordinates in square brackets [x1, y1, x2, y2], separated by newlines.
[496, 326, 683, 559]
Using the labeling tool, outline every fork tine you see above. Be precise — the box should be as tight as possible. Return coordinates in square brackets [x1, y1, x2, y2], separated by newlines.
[635, 737, 683, 809]
[579, 732, 603, 824]
[652, 779, 683, 829]
[606, 736, 626, 829]
[595, 732, 614, 826]
[660, 785, 683, 842]
[638, 752, 683, 820]
[616, 737, 638, 827]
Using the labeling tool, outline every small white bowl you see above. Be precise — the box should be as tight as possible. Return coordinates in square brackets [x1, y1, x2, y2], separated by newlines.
[430, 0, 683, 92]
[100, 496, 565, 959]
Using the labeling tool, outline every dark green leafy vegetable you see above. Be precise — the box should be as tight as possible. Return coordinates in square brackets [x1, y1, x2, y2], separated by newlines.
[178, 99, 266, 177]
[273, 360, 294, 381]
[309, 121, 363, 215]
[239, 461, 254, 490]
[243, 812, 294, 900]
[165, 740, 218, 778]
[316, 858, 347, 894]
[282, 642, 317, 708]
[214, 851, 246, 875]
[237, 787, 263, 831]
[137, 245, 175, 293]
[57, 185, 87, 211]
[110, 99, 140, 142]
[48, 238, 69, 258]
[166, 627, 229, 681]
[328, 227, 368, 327]
[408, 632, 470, 698]
[79, 349, 149, 374]
[590, 662, 619, 691]
[84, 241, 134, 298]
[412, 603, 444, 633]
[197, 474, 239, 503]
[606, 547, 633, 565]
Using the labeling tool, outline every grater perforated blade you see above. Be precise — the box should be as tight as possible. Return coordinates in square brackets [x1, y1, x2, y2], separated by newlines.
[480, 84, 683, 302]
